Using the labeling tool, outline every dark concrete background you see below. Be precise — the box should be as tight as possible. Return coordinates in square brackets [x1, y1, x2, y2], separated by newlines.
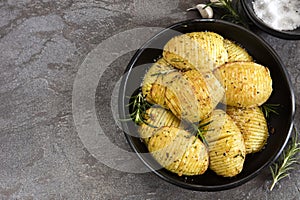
[0, 0, 299, 199]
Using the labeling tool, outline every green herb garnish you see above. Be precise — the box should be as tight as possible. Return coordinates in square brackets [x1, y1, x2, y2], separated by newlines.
[260, 103, 280, 119]
[125, 91, 157, 128]
[190, 121, 213, 147]
[269, 126, 300, 191]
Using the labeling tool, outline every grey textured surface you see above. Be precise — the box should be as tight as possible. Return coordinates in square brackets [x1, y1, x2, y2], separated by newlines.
[0, 0, 299, 199]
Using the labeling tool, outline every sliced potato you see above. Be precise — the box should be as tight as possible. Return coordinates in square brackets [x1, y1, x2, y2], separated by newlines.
[223, 39, 253, 62]
[161, 70, 223, 122]
[148, 127, 209, 176]
[142, 58, 175, 103]
[214, 62, 272, 107]
[201, 109, 246, 177]
[138, 107, 182, 144]
[163, 32, 228, 72]
[226, 106, 268, 154]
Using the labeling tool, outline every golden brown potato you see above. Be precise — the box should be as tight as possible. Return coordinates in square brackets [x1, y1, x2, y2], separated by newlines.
[200, 109, 246, 177]
[138, 107, 182, 144]
[163, 32, 228, 72]
[141, 58, 175, 103]
[223, 39, 253, 62]
[155, 70, 224, 122]
[214, 62, 272, 107]
[148, 126, 209, 176]
[226, 106, 268, 154]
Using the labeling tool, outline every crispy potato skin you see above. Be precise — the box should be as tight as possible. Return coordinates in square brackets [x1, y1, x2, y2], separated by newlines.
[201, 109, 246, 177]
[148, 127, 209, 176]
[214, 62, 272, 107]
[226, 106, 268, 154]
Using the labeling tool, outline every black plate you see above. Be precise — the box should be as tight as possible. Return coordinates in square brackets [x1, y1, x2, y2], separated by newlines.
[118, 19, 295, 191]
[241, 0, 300, 40]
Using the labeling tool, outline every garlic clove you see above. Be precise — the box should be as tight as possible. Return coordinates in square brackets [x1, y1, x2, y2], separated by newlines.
[196, 4, 214, 19]
[187, 4, 214, 19]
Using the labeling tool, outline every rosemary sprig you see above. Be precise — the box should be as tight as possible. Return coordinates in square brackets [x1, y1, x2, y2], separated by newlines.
[126, 91, 157, 128]
[206, 0, 249, 28]
[269, 126, 300, 191]
[190, 121, 212, 147]
[260, 104, 280, 119]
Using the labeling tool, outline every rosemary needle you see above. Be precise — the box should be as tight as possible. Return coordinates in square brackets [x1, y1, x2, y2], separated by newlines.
[269, 126, 300, 191]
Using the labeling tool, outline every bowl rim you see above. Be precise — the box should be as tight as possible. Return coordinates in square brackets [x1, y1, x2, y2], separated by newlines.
[118, 18, 296, 191]
[241, 0, 300, 40]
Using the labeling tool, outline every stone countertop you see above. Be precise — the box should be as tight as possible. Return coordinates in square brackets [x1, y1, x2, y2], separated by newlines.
[0, 0, 299, 199]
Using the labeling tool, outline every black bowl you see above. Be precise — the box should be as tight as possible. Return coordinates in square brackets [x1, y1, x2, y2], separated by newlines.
[118, 19, 295, 191]
[241, 0, 300, 40]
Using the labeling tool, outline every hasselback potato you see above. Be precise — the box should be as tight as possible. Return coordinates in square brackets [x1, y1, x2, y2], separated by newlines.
[148, 126, 209, 176]
[163, 32, 228, 72]
[214, 62, 272, 107]
[226, 106, 268, 154]
[200, 109, 246, 177]
[150, 69, 224, 122]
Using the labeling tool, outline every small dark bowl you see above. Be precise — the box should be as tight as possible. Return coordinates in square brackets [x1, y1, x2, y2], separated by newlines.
[118, 19, 295, 191]
[241, 0, 300, 40]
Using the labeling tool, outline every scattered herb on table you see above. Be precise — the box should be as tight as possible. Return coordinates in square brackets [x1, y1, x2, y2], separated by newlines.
[269, 126, 300, 191]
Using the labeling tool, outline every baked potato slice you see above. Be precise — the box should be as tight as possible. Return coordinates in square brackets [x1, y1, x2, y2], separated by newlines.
[214, 62, 272, 107]
[200, 109, 246, 177]
[226, 106, 268, 154]
[148, 126, 209, 176]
